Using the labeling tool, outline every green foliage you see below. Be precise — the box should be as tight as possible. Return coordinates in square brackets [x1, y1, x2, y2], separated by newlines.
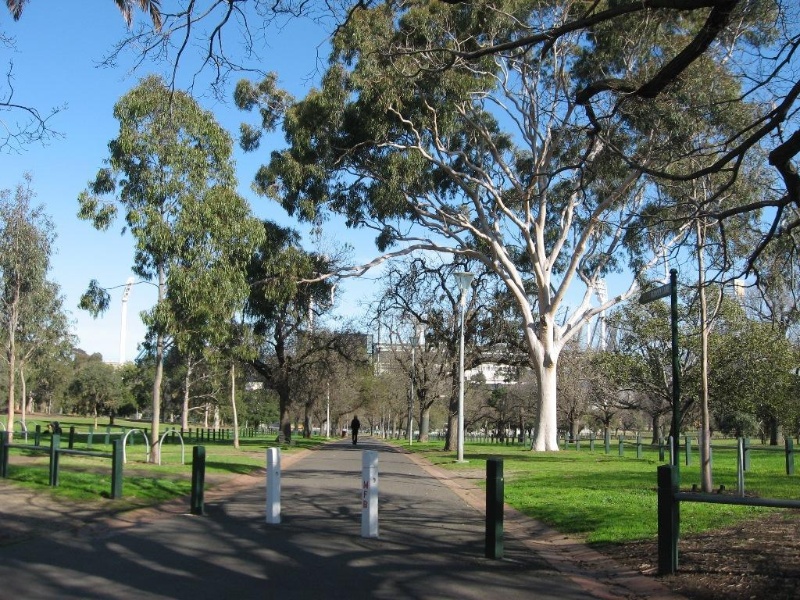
[67, 353, 134, 419]
[709, 300, 798, 433]
[78, 279, 111, 317]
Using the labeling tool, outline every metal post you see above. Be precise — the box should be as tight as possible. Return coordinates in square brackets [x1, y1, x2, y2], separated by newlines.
[361, 450, 379, 538]
[69, 426, 76, 450]
[486, 458, 504, 559]
[190, 445, 206, 514]
[685, 436, 691, 466]
[111, 438, 123, 499]
[604, 430, 610, 454]
[589, 432, 595, 452]
[786, 437, 795, 476]
[670, 269, 681, 474]
[619, 436, 625, 457]
[636, 434, 643, 459]
[35, 424, 41, 446]
[657, 464, 680, 575]
[49, 433, 60, 487]
[266, 447, 281, 524]
[0, 431, 8, 478]
[737, 438, 745, 496]
[455, 272, 473, 463]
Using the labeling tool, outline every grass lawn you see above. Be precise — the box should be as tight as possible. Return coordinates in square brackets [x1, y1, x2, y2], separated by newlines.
[1, 415, 325, 506]
[389, 437, 798, 544]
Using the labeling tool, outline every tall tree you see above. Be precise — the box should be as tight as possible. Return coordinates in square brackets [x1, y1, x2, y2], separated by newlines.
[16, 279, 72, 423]
[77, 75, 260, 462]
[235, 1, 762, 449]
[243, 220, 339, 442]
[0, 175, 55, 441]
[68, 354, 132, 425]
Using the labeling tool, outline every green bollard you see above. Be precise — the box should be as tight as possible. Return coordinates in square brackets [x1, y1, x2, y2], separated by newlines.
[49, 433, 60, 487]
[685, 436, 692, 466]
[0, 431, 8, 477]
[111, 438, 123, 499]
[88, 425, 94, 449]
[69, 426, 76, 449]
[657, 464, 680, 575]
[786, 438, 795, 476]
[104, 426, 111, 446]
[604, 431, 611, 454]
[619, 436, 625, 457]
[636, 434, 643, 459]
[485, 457, 504, 559]
[35, 424, 42, 446]
[191, 446, 206, 515]
[589, 432, 595, 452]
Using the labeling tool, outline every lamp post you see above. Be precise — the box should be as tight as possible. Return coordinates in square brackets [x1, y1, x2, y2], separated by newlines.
[409, 319, 425, 445]
[455, 271, 474, 463]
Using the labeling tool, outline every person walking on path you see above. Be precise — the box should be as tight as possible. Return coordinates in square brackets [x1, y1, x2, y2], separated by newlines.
[350, 415, 361, 445]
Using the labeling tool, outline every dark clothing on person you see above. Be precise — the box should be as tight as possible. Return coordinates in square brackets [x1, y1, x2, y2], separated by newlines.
[350, 416, 361, 445]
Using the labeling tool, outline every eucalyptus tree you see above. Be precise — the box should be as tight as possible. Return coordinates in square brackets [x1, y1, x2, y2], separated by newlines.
[243, 220, 342, 442]
[15, 280, 72, 423]
[98, 2, 800, 270]
[709, 298, 798, 443]
[604, 298, 699, 444]
[68, 353, 133, 425]
[0, 175, 56, 441]
[233, 1, 764, 450]
[78, 75, 262, 462]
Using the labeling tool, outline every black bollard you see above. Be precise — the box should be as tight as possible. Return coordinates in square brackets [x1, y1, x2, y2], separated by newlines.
[485, 457, 504, 559]
[191, 446, 206, 515]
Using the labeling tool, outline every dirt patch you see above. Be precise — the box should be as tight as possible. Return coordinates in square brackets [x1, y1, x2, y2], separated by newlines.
[596, 511, 800, 599]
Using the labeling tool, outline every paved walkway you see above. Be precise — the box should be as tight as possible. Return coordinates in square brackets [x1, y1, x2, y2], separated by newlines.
[0, 438, 682, 599]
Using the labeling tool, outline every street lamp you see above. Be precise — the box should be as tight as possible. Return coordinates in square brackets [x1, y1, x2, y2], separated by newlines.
[409, 318, 425, 445]
[454, 271, 474, 462]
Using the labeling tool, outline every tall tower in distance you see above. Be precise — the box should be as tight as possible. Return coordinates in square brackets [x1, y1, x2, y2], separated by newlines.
[119, 277, 135, 364]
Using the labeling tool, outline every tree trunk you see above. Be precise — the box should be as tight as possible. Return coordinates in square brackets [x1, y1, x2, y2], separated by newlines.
[532, 361, 559, 451]
[6, 301, 17, 443]
[651, 413, 662, 445]
[278, 381, 292, 442]
[767, 416, 780, 445]
[696, 222, 713, 492]
[150, 266, 166, 464]
[181, 358, 193, 431]
[231, 363, 240, 449]
[418, 405, 431, 442]
[20, 366, 27, 424]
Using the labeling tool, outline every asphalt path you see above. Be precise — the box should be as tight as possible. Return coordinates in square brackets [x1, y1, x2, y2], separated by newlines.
[0, 438, 681, 599]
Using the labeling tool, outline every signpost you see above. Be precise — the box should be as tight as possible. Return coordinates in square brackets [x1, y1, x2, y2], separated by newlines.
[640, 269, 681, 472]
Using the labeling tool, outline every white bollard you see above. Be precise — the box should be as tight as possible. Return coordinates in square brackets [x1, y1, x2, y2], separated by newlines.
[361, 450, 379, 538]
[266, 447, 281, 524]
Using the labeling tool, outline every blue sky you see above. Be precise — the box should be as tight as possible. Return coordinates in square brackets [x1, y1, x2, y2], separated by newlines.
[1, 4, 379, 362]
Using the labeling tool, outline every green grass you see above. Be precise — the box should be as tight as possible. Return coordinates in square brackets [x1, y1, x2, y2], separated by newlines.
[391, 438, 798, 544]
[1, 422, 326, 505]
